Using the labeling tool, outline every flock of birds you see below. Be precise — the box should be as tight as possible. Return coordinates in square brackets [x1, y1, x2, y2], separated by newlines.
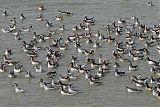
[0, 2, 160, 100]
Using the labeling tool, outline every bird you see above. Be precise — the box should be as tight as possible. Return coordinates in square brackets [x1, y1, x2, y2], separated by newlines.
[126, 86, 142, 93]
[13, 83, 24, 93]
[114, 69, 125, 76]
[60, 86, 75, 96]
[25, 70, 34, 78]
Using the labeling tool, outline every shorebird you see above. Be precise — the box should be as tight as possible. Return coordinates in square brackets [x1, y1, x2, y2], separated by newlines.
[13, 83, 24, 93]
[126, 86, 142, 93]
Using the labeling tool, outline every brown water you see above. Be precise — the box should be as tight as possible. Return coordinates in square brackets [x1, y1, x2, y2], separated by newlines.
[0, 0, 160, 107]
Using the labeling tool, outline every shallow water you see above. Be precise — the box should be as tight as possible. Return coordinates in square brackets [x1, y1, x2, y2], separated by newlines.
[0, 0, 160, 107]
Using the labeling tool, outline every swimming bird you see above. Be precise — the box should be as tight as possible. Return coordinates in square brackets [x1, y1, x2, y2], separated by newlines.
[126, 86, 142, 93]
[2, 27, 10, 33]
[42, 33, 52, 40]
[72, 25, 79, 31]
[60, 86, 75, 95]
[68, 62, 79, 72]
[47, 60, 58, 69]
[128, 61, 138, 71]
[5, 60, 19, 66]
[49, 77, 60, 87]
[14, 64, 24, 73]
[58, 10, 73, 15]
[58, 80, 72, 89]
[113, 61, 120, 68]
[58, 25, 65, 31]
[93, 40, 100, 48]
[56, 15, 63, 21]
[39, 79, 45, 88]
[59, 43, 68, 50]
[13, 83, 24, 93]
[84, 15, 94, 21]
[67, 84, 82, 94]
[35, 64, 43, 73]
[147, 1, 154, 6]
[0, 63, 6, 72]
[114, 69, 125, 76]
[5, 48, 12, 55]
[131, 79, 146, 87]
[59, 74, 70, 82]
[46, 20, 53, 27]
[30, 56, 40, 65]
[146, 57, 158, 65]
[88, 75, 102, 86]
[3, 55, 14, 63]
[26, 51, 38, 57]
[43, 82, 56, 91]
[118, 18, 126, 24]
[8, 70, 16, 78]
[39, 5, 45, 11]
[10, 17, 16, 24]
[2, 9, 8, 16]
[145, 83, 152, 91]
[22, 26, 33, 32]
[46, 71, 57, 78]
[25, 70, 33, 78]
[19, 13, 26, 19]
[131, 14, 136, 20]
[67, 73, 78, 80]
[36, 14, 44, 21]
[145, 41, 155, 47]
[70, 56, 77, 64]
[84, 49, 95, 56]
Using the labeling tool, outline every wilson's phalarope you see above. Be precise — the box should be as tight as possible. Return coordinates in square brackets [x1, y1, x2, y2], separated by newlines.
[8, 70, 16, 78]
[13, 83, 24, 93]
[60, 86, 75, 96]
[49, 77, 60, 87]
[22, 26, 33, 32]
[126, 86, 142, 93]
[67, 84, 82, 94]
[145, 83, 152, 91]
[14, 64, 24, 73]
[0, 63, 6, 72]
[3, 55, 14, 63]
[26, 51, 38, 57]
[2, 27, 10, 33]
[5, 48, 12, 55]
[128, 61, 138, 71]
[46, 20, 53, 27]
[25, 70, 33, 78]
[113, 61, 120, 68]
[59, 74, 70, 82]
[58, 25, 65, 31]
[114, 69, 125, 76]
[2, 9, 8, 16]
[20, 13, 26, 19]
[56, 15, 63, 21]
[43, 82, 56, 91]
[30, 56, 40, 65]
[39, 5, 45, 11]
[46, 71, 57, 77]
[47, 60, 58, 69]
[88, 75, 102, 86]
[147, 1, 154, 6]
[36, 14, 44, 21]
[39, 79, 45, 88]
[69, 62, 79, 72]
[58, 10, 73, 15]
[35, 64, 43, 73]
